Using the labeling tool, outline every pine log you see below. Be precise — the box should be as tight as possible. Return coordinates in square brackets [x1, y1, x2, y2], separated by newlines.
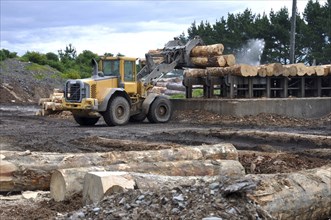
[313, 66, 326, 76]
[286, 63, 307, 76]
[227, 64, 258, 77]
[306, 66, 316, 76]
[321, 65, 331, 76]
[247, 165, 331, 219]
[283, 65, 297, 77]
[259, 63, 285, 77]
[190, 56, 226, 67]
[183, 68, 207, 78]
[0, 143, 238, 192]
[190, 44, 224, 57]
[206, 67, 229, 77]
[207, 65, 258, 77]
[257, 66, 267, 77]
[83, 171, 221, 204]
[51, 160, 245, 201]
[223, 54, 236, 67]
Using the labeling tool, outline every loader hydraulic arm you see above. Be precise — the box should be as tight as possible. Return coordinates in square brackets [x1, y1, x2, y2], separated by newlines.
[138, 36, 204, 86]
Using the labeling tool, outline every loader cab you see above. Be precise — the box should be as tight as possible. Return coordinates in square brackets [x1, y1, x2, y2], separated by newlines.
[99, 56, 138, 94]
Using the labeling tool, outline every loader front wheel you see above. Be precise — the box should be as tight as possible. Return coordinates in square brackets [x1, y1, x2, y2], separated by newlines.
[103, 96, 130, 126]
[73, 115, 99, 126]
[147, 97, 172, 123]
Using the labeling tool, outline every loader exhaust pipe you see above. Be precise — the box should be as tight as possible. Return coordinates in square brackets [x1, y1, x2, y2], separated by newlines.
[91, 59, 98, 79]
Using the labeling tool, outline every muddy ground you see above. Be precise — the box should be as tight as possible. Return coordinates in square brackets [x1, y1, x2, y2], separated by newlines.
[0, 104, 330, 219]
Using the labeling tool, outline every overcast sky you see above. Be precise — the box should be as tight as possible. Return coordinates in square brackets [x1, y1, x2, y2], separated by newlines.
[0, 0, 326, 58]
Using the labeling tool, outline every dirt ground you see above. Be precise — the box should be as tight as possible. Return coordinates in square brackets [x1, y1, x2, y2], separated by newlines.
[0, 104, 330, 219]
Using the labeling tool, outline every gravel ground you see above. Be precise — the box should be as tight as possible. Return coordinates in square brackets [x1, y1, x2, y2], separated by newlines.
[0, 58, 330, 219]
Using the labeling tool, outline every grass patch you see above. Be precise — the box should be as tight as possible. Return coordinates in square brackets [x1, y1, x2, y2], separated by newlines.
[25, 63, 50, 72]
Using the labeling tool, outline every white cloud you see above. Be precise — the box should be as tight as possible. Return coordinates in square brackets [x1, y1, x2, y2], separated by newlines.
[1, 0, 328, 58]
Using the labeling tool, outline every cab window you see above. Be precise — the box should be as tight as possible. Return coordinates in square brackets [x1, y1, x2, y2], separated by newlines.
[103, 60, 120, 77]
[124, 61, 135, 82]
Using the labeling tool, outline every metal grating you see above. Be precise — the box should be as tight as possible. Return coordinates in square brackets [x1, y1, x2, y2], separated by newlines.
[65, 81, 81, 102]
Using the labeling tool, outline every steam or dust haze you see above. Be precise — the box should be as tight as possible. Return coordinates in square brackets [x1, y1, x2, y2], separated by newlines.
[235, 39, 265, 66]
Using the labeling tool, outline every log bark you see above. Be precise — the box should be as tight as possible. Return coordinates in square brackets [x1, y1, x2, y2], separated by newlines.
[207, 65, 258, 77]
[206, 67, 229, 77]
[51, 159, 245, 201]
[183, 68, 207, 78]
[190, 44, 224, 57]
[0, 143, 238, 192]
[247, 165, 331, 219]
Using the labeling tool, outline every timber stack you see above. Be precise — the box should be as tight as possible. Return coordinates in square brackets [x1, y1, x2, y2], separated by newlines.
[183, 41, 331, 77]
[36, 88, 64, 116]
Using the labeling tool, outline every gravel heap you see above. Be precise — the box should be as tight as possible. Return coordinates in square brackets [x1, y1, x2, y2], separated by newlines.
[0, 58, 64, 103]
[60, 178, 273, 220]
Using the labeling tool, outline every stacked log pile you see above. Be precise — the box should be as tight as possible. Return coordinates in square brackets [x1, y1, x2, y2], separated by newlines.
[185, 62, 331, 78]
[36, 88, 64, 116]
[184, 42, 331, 78]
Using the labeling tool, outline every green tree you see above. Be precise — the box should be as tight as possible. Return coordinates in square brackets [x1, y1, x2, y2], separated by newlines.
[303, 0, 331, 64]
[75, 50, 98, 78]
[21, 51, 47, 64]
[0, 49, 17, 61]
[269, 8, 291, 64]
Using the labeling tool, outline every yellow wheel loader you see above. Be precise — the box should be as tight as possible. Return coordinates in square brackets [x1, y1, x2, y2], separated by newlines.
[44, 36, 204, 126]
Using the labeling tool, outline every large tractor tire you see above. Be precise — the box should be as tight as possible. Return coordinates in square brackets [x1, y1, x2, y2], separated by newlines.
[147, 97, 172, 123]
[73, 115, 99, 126]
[103, 96, 130, 126]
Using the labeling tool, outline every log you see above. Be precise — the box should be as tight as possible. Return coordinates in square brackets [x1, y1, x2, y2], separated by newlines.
[183, 68, 207, 78]
[257, 66, 267, 77]
[83, 171, 136, 204]
[286, 63, 307, 76]
[191, 56, 225, 67]
[305, 66, 316, 76]
[0, 143, 238, 192]
[227, 64, 258, 77]
[223, 54, 236, 67]
[190, 44, 224, 57]
[247, 165, 331, 219]
[190, 55, 235, 68]
[51, 159, 244, 201]
[259, 63, 285, 77]
[313, 66, 326, 76]
[283, 65, 297, 77]
[321, 65, 331, 76]
[50, 167, 105, 202]
[206, 67, 229, 77]
[207, 64, 258, 77]
[83, 171, 221, 204]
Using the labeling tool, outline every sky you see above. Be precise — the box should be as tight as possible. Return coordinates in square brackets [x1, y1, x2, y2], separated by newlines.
[0, 0, 327, 58]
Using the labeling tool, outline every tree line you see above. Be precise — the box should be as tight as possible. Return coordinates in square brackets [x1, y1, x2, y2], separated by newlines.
[181, 0, 330, 65]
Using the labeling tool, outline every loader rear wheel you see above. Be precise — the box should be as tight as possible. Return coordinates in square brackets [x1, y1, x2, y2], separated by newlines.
[103, 96, 130, 126]
[73, 115, 99, 126]
[147, 97, 172, 123]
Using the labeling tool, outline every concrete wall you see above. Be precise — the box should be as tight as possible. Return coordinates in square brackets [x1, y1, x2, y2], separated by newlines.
[171, 97, 331, 118]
